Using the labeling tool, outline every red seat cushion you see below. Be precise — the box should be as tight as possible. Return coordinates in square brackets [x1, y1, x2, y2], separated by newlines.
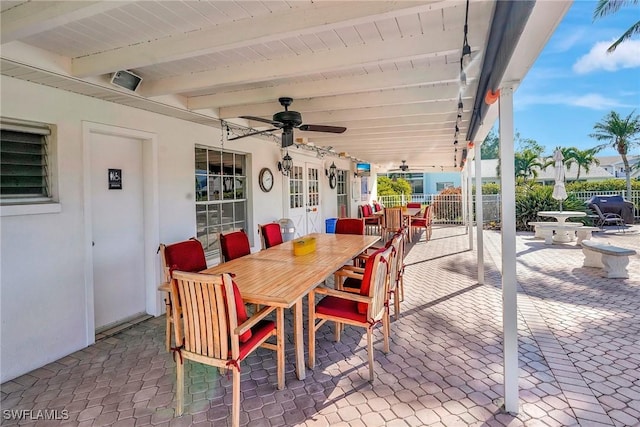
[362, 204, 373, 217]
[411, 218, 427, 227]
[316, 296, 367, 323]
[238, 319, 275, 360]
[261, 223, 283, 248]
[165, 239, 207, 273]
[225, 280, 252, 343]
[220, 231, 250, 261]
[357, 247, 385, 314]
[335, 219, 364, 235]
[406, 203, 421, 209]
[373, 203, 382, 212]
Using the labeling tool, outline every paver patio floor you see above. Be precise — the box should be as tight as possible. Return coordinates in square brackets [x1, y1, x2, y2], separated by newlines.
[2, 225, 639, 426]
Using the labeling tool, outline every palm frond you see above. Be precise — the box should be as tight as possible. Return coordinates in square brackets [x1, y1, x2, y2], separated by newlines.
[608, 20, 640, 51]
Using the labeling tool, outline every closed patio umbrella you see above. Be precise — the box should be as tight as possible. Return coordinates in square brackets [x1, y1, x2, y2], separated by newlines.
[552, 149, 568, 211]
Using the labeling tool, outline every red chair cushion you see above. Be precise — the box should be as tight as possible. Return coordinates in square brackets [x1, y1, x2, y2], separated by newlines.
[373, 203, 382, 212]
[262, 223, 283, 248]
[357, 247, 385, 314]
[362, 204, 373, 217]
[411, 218, 427, 227]
[220, 231, 250, 261]
[238, 319, 275, 360]
[406, 203, 421, 208]
[316, 296, 367, 323]
[364, 218, 379, 224]
[335, 219, 365, 235]
[224, 280, 252, 343]
[165, 239, 207, 273]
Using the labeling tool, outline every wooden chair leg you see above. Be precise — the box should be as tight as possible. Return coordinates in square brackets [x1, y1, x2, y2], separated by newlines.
[334, 321, 341, 342]
[276, 308, 285, 390]
[383, 312, 390, 353]
[175, 358, 184, 416]
[394, 290, 400, 321]
[367, 328, 374, 382]
[164, 296, 172, 352]
[308, 292, 315, 369]
[232, 368, 241, 427]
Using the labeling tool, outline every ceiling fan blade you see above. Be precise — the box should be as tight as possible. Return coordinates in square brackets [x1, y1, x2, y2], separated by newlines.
[299, 124, 346, 133]
[227, 128, 278, 141]
[240, 115, 282, 126]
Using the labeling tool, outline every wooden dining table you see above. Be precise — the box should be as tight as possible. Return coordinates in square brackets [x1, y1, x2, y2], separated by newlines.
[160, 232, 380, 381]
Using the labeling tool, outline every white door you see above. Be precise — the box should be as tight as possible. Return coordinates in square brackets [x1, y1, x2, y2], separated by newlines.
[91, 133, 146, 330]
[287, 163, 322, 236]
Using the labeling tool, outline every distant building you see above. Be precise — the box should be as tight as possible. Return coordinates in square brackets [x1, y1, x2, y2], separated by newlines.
[379, 155, 639, 196]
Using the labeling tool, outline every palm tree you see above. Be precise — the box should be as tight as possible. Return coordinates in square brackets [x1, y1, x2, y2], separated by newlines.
[590, 110, 640, 199]
[514, 149, 545, 182]
[563, 147, 601, 180]
[593, 0, 640, 52]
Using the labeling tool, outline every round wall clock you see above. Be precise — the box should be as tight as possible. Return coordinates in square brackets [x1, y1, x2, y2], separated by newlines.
[329, 174, 337, 189]
[259, 167, 274, 192]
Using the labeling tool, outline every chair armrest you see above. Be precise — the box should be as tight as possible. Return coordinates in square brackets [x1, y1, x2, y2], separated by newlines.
[314, 286, 371, 303]
[235, 305, 276, 336]
[334, 268, 364, 280]
[158, 282, 170, 292]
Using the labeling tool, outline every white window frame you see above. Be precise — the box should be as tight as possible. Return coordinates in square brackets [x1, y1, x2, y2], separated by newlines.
[195, 145, 248, 258]
[0, 118, 60, 216]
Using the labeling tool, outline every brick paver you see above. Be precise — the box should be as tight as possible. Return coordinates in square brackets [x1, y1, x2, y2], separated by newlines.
[1, 225, 638, 426]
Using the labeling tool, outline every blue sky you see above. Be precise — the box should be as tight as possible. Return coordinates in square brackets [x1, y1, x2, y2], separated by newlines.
[512, 0, 640, 157]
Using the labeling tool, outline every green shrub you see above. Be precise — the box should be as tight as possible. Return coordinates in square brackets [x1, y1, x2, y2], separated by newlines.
[566, 179, 640, 192]
[515, 186, 589, 231]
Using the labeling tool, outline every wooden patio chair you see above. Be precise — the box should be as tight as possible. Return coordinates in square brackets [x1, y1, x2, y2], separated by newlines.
[382, 207, 403, 242]
[158, 238, 207, 351]
[335, 218, 365, 235]
[170, 271, 284, 426]
[411, 204, 433, 241]
[360, 204, 381, 235]
[219, 229, 251, 263]
[258, 222, 284, 249]
[309, 246, 393, 382]
[336, 231, 404, 321]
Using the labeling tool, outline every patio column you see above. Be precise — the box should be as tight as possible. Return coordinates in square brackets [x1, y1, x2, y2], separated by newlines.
[499, 85, 519, 413]
[467, 167, 473, 250]
[475, 149, 484, 284]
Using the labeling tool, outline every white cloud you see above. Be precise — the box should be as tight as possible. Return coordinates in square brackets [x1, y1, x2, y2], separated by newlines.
[573, 40, 640, 74]
[516, 92, 630, 110]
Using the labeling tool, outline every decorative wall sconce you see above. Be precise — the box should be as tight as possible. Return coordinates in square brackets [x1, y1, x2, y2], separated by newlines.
[277, 151, 293, 176]
[327, 162, 337, 189]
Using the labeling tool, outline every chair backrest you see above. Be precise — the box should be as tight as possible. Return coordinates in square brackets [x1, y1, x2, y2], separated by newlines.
[259, 223, 284, 249]
[159, 238, 207, 282]
[387, 232, 404, 290]
[335, 218, 365, 235]
[170, 271, 239, 361]
[219, 229, 251, 263]
[423, 205, 433, 222]
[383, 207, 403, 231]
[358, 246, 394, 321]
[406, 202, 421, 209]
[361, 204, 374, 217]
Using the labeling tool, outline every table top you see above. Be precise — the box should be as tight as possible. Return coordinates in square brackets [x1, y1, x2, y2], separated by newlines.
[199, 233, 380, 308]
[538, 211, 587, 218]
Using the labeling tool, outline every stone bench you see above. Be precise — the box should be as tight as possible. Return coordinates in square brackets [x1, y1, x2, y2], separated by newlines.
[575, 226, 600, 245]
[582, 240, 636, 279]
[528, 221, 554, 239]
[529, 222, 583, 245]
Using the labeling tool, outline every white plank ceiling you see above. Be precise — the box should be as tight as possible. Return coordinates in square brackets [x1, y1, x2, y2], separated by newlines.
[1, 0, 571, 171]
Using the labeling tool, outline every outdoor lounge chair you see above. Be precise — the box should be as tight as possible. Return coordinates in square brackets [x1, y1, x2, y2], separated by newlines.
[590, 204, 625, 230]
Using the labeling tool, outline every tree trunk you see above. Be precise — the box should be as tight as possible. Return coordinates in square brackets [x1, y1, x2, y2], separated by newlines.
[621, 154, 632, 200]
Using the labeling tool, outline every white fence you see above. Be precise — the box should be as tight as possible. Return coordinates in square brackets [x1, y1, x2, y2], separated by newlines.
[378, 190, 639, 225]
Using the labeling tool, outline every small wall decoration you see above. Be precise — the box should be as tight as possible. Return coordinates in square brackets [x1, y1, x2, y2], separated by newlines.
[108, 168, 122, 190]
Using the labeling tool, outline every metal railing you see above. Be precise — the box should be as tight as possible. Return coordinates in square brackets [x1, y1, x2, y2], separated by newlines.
[378, 190, 639, 225]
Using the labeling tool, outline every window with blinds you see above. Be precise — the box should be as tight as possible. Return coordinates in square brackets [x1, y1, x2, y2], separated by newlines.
[1, 121, 51, 200]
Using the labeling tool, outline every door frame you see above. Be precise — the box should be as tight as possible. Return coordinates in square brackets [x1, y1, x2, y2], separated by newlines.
[283, 159, 322, 236]
[82, 122, 159, 346]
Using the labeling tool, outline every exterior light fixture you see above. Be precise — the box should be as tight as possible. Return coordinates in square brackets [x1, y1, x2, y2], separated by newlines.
[329, 161, 337, 177]
[278, 151, 293, 176]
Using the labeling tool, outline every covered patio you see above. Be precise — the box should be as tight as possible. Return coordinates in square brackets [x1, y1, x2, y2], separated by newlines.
[2, 226, 638, 426]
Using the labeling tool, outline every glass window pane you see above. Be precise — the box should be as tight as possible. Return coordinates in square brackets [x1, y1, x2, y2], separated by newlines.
[208, 151, 221, 174]
[221, 203, 233, 225]
[235, 177, 245, 199]
[234, 201, 246, 222]
[196, 175, 207, 201]
[209, 176, 221, 201]
[235, 154, 245, 176]
[208, 204, 220, 226]
[195, 148, 207, 172]
[222, 152, 234, 175]
[222, 176, 234, 200]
